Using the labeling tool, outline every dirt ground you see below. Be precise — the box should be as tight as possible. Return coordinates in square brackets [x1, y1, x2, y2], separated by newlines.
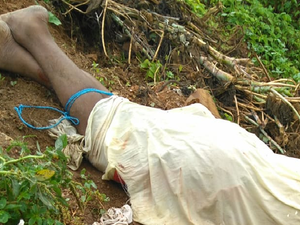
[0, 0, 299, 224]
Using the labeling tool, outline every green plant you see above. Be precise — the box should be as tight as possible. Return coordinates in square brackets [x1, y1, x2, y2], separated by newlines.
[140, 59, 177, 82]
[0, 135, 108, 224]
[75, 169, 110, 212]
[92, 61, 100, 73]
[48, 11, 62, 26]
[10, 81, 17, 86]
[210, 0, 300, 81]
[182, 0, 206, 17]
[165, 71, 175, 80]
[259, 0, 300, 27]
[140, 59, 162, 82]
[0, 135, 69, 224]
[185, 0, 300, 82]
[0, 73, 5, 86]
[92, 61, 110, 86]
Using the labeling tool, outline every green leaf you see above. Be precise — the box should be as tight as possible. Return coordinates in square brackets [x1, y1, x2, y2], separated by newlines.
[55, 195, 68, 207]
[0, 210, 10, 223]
[293, 73, 300, 82]
[29, 216, 37, 225]
[80, 168, 87, 179]
[38, 192, 55, 210]
[223, 113, 233, 121]
[44, 218, 55, 225]
[19, 202, 27, 213]
[48, 12, 62, 26]
[17, 190, 31, 201]
[37, 216, 43, 225]
[55, 134, 67, 151]
[0, 198, 6, 209]
[166, 71, 174, 79]
[52, 185, 62, 196]
[5, 204, 22, 210]
[12, 179, 20, 198]
[140, 59, 150, 69]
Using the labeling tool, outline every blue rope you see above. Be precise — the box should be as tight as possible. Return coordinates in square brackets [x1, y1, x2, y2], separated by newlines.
[14, 88, 113, 130]
[14, 105, 79, 130]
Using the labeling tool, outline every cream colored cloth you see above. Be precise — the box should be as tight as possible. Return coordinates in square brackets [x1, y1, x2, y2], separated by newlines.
[48, 118, 85, 170]
[84, 96, 300, 225]
[92, 204, 133, 225]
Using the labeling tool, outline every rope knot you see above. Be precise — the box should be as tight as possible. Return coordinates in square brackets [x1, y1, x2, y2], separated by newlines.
[14, 88, 113, 130]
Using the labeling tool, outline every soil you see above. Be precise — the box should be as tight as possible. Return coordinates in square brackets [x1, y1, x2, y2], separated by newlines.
[0, 0, 299, 224]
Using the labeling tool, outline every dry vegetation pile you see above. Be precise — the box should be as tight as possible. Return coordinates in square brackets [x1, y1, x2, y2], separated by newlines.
[55, 0, 300, 156]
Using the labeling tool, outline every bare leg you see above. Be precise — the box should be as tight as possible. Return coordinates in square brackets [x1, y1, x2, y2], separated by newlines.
[1, 6, 110, 134]
[0, 20, 50, 87]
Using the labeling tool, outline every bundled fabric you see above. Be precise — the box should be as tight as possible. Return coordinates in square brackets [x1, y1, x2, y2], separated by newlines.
[82, 96, 300, 224]
[92, 204, 133, 225]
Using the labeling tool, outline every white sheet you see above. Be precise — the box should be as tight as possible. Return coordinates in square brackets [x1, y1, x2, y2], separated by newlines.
[84, 95, 300, 225]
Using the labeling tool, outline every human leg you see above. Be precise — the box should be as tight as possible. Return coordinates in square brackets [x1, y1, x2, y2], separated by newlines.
[1, 6, 110, 134]
[0, 20, 50, 87]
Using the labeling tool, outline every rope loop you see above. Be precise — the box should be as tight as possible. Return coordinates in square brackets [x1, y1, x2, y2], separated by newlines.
[14, 88, 113, 130]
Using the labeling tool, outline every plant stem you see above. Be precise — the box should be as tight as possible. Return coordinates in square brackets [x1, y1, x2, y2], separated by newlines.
[3, 155, 45, 166]
[0, 156, 6, 162]
[271, 88, 300, 121]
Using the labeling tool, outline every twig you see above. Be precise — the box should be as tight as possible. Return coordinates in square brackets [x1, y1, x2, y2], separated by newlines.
[274, 116, 286, 135]
[62, 0, 89, 15]
[157, 80, 182, 92]
[251, 110, 263, 128]
[192, 36, 250, 67]
[237, 102, 262, 111]
[199, 56, 234, 81]
[260, 128, 286, 154]
[158, 21, 250, 68]
[255, 53, 271, 81]
[270, 78, 297, 85]
[128, 28, 133, 64]
[296, 83, 300, 92]
[153, 66, 160, 84]
[101, 0, 109, 58]
[152, 30, 164, 62]
[150, 11, 180, 21]
[237, 79, 296, 88]
[236, 87, 267, 99]
[111, 13, 154, 59]
[244, 115, 286, 154]
[270, 88, 300, 121]
[234, 95, 240, 124]
[285, 97, 300, 102]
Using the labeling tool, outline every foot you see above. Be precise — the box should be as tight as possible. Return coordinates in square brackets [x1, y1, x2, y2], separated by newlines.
[0, 19, 50, 87]
[0, 5, 50, 53]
